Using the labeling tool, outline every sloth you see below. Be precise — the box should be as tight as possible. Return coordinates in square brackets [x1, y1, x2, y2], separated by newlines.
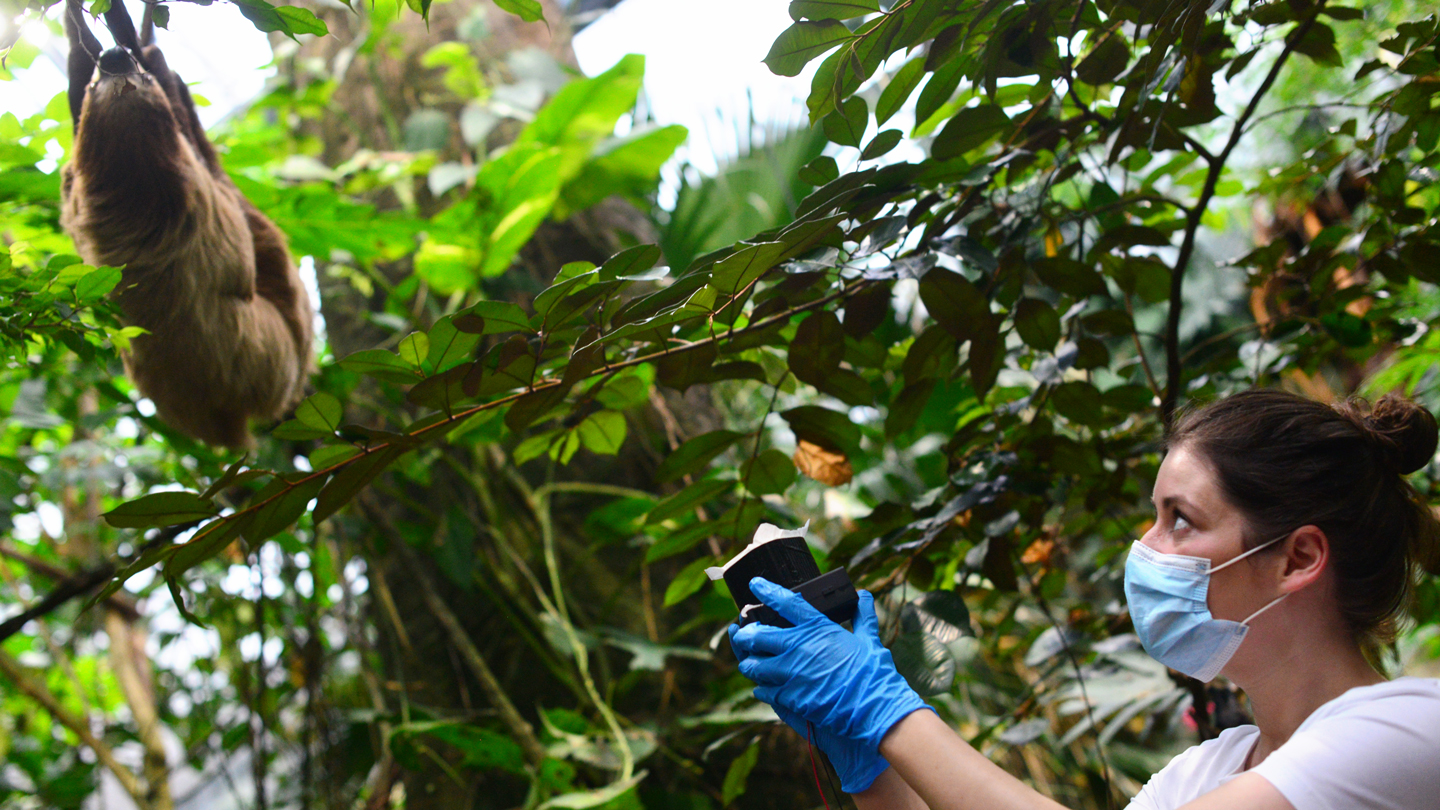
[61, 0, 313, 448]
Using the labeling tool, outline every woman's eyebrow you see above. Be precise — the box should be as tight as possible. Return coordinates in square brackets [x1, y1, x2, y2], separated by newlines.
[1157, 494, 1202, 516]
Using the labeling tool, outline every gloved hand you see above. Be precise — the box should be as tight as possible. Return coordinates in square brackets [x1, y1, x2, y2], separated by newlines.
[730, 578, 932, 759]
[729, 623, 891, 793]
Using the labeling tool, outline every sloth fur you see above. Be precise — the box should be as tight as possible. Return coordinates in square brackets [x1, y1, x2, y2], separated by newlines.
[61, 0, 313, 448]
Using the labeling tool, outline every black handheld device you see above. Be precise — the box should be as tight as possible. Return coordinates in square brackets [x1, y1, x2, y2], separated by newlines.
[720, 532, 859, 628]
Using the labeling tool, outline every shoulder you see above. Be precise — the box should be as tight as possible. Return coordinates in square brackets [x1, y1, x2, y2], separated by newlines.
[1300, 677, 1440, 735]
[1250, 678, 1440, 810]
[1129, 726, 1258, 809]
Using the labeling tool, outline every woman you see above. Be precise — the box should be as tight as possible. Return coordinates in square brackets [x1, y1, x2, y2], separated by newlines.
[730, 390, 1440, 809]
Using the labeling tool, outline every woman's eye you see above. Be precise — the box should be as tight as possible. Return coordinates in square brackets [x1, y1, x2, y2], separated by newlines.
[1173, 514, 1192, 532]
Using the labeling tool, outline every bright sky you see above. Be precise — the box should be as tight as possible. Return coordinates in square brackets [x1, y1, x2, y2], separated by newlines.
[2, 1, 273, 127]
[2, 0, 811, 170]
[573, 0, 813, 174]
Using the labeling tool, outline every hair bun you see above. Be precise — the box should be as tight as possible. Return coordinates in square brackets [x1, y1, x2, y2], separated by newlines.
[1361, 395, 1438, 475]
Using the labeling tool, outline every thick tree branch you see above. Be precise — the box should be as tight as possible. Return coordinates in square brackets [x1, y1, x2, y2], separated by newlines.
[1161, 7, 1326, 423]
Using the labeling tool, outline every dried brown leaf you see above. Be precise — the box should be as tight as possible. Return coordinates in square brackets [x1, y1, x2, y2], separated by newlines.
[792, 439, 853, 486]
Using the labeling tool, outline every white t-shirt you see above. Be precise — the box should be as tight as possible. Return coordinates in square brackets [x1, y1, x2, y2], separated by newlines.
[1127, 678, 1440, 810]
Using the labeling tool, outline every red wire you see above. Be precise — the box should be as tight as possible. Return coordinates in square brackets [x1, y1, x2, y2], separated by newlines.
[807, 721, 834, 810]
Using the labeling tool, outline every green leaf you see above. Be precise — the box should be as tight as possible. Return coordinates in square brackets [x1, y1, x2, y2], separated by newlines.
[1075, 32, 1130, 86]
[1291, 21, 1342, 67]
[918, 268, 989, 342]
[495, 0, 544, 23]
[475, 144, 566, 276]
[598, 244, 663, 282]
[788, 311, 845, 386]
[967, 315, 1002, 399]
[74, 266, 121, 302]
[931, 105, 1011, 160]
[272, 419, 334, 441]
[1013, 298, 1060, 350]
[789, 0, 877, 21]
[891, 630, 955, 697]
[1031, 257, 1107, 298]
[721, 743, 760, 806]
[877, 57, 926, 126]
[398, 332, 429, 369]
[339, 349, 422, 384]
[663, 556, 716, 606]
[202, 455, 255, 500]
[558, 124, 688, 217]
[533, 263, 597, 321]
[1051, 381, 1105, 426]
[275, 5, 328, 36]
[765, 20, 853, 77]
[234, 0, 287, 36]
[310, 443, 361, 470]
[103, 491, 217, 529]
[1320, 311, 1372, 348]
[906, 590, 972, 640]
[596, 373, 648, 409]
[314, 447, 404, 524]
[798, 156, 839, 186]
[655, 430, 746, 483]
[657, 343, 719, 393]
[781, 406, 861, 458]
[295, 392, 343, 433]
[425, 317, 482, 373]
[576, 411, 627, 455]
[454, 300, 536, 336]
[914, 58, 965, 131]
[885, 379, 936, 438]
[646, 522, 716, 563]
[822, 96, 867, 147]
[861, 128, 903, 160]
[709, 241, 788, 296]
[240, 475, 327, 543]
[646, 479, 732, 526]
[741, 449, 796, 495]
[505, 386, 568, 432]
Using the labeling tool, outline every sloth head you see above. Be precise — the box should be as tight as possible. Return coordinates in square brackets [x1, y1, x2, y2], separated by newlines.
[73, 45, 187, 188]
[84, 46, 171, 123]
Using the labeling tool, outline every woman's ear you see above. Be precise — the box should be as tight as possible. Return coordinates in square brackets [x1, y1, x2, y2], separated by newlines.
[1280, 525, 1329, 593]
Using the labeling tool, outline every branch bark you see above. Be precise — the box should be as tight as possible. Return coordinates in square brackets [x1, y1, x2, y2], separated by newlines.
[0, 648, 151, 808]
[1161, 7, 1327, 423]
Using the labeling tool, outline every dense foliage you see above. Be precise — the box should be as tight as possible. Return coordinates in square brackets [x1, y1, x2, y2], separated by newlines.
[1, 0, 1438, 808]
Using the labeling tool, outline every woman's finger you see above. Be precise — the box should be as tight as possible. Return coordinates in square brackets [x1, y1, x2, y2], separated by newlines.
[750, 577, 825, 625]
[730, 622, 792, 657]
[738, 653, 793, 685]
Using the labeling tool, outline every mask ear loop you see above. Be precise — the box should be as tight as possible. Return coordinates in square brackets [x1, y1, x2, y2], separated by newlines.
[1209, 531, 1290, 574]
[1241, 593, 1288, 625]
[1210, 532, 1292, 626]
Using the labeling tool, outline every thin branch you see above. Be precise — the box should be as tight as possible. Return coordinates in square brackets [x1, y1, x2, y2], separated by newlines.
[0, 545, 140, 620]
[1123, 295, 1162, 397]
[0, 648, 151, 808]
[137, 276, 879, 581]
[1161, 7, 1327, 423]
[0, 562, 115, 643]
[529, 473, 636, 781]
[366, 500, 550, 769]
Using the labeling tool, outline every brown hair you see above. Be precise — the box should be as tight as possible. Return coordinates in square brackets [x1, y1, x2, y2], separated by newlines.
[1168, 389, 1440, 651]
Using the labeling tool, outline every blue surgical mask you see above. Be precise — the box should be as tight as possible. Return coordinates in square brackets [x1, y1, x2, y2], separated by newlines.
[1124, 534, 1289, 682]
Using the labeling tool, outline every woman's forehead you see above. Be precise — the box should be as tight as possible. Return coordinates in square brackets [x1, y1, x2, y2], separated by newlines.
[1153, 445, 1225, 507]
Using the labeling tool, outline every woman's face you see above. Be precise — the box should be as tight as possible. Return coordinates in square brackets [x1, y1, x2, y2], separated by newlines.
[1140, 443, 1282, 626]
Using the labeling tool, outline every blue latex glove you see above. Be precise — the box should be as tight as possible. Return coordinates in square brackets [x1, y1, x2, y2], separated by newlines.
[729, 623, 891, 793]
[730, 578, 932, 760]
